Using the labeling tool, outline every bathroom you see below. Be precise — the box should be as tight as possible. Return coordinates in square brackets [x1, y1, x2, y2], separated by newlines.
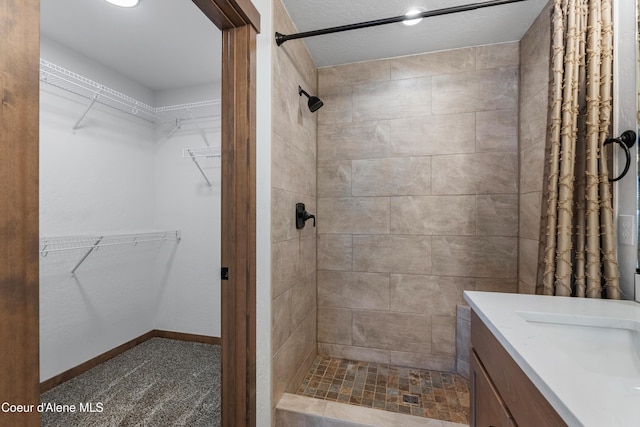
[1, 0, 639, 426]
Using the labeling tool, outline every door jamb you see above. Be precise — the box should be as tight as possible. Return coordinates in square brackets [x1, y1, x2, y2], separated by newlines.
[0, 1, 259, 426]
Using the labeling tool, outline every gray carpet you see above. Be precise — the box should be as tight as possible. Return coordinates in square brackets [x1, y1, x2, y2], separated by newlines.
[41, 338, 221, 427]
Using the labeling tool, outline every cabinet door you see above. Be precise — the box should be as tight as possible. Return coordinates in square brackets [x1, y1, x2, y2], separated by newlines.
[471, 351, 516, 427]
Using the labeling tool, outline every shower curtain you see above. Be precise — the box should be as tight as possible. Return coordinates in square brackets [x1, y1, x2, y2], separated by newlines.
[537, 0, 620, 298]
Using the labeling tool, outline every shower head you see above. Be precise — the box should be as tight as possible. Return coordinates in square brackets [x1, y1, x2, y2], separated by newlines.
[298, 86, 324, 113]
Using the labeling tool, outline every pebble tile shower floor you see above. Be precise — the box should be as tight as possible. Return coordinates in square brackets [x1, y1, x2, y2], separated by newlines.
[296, 356, 470, 424]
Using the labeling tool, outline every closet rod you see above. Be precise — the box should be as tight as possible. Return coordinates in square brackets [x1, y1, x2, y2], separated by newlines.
[40, 231, 181, 274]
[275, 0, 528, 46]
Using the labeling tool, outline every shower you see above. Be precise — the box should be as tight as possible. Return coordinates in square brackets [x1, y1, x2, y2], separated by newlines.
[298, 86, 323, 112]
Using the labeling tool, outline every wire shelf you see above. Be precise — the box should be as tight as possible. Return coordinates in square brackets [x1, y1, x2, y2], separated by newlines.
[182, 147, 221, 187]
[158, 100, 222, 123]
[40, 230, 181, 274]
[182, 147, 221, 159]
[39, 59, 220, 128]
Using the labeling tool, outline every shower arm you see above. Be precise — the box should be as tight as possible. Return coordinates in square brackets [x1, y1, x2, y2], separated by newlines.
[275, 0, 529, 46]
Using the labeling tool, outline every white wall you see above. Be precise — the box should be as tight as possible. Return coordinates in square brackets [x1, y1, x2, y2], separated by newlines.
[614, 0, 638, 299]
[253, 0, 273, 424]
[39, 55, 159, 380]
[40, 40, 221, 380]
[152, 119, 221, 337]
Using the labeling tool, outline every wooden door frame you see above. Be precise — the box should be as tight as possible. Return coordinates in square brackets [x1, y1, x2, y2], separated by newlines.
[0, 0, 258, 426]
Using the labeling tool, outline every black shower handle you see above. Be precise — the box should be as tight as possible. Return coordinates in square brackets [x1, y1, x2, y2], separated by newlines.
[296, 202, 316, 229]
[303, 211, 315, 227]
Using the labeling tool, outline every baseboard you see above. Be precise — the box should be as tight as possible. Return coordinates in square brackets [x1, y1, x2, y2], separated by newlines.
[151, 329, 221, 346]
[40, 329, 221, 393]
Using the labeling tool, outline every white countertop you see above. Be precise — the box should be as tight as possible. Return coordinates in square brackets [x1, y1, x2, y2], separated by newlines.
[463, 291, 640, 427]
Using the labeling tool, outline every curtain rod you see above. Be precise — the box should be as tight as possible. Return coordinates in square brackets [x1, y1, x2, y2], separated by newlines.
[275, 0, 529, 46]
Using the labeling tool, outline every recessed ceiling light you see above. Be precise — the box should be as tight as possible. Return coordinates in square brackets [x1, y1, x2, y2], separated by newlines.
[104, 0, 140, 7]
[403, 9, 424, 26]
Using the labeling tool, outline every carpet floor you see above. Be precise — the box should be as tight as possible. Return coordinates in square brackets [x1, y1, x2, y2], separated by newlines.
[40, 338, 221, 427]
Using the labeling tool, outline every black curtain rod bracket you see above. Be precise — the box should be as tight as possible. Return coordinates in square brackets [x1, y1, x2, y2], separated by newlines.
[275, 0, 529, 47]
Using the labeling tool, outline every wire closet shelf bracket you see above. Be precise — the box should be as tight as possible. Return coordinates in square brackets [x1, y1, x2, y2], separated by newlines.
[40, 230, 181, 274]
[39, 59, 221, 130]
[182, 147, 221, 187]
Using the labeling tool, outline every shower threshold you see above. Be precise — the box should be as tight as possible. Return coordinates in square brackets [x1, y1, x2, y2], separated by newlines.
[295, 356, 470, 424]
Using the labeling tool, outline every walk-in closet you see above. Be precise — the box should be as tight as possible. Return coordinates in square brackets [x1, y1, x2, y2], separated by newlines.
[39, 1, 223, 425]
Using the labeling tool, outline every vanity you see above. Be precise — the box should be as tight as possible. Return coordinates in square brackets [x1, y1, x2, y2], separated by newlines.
[464, 291, 640, 427]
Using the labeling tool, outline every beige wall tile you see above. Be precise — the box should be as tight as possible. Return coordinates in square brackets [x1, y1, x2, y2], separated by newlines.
[272, 72, 315, 147]
[272, 131, 316, 196]
[290, 271, 317, 328]
[476, 109, 518, 152]
[272, 289, 291, 355]
[317, 307, 352, 345]
[318, 122, 390, 161]
[272, 238, 314, 298]
[520, 3, 552, 103]
[520, 191, 542, 240]
[519, 89, 548, 152]
[475, 278, 519, 293]
[353, 235, 431, 274]
[475, 42, 519, 70]
[519, 238, 539, 286]
[272, 309, 317, 405]
[432, 66, 518, 114]
[476, 194, 519, 236]
[317, 91, 353, 125]
[520, 142, 545, 194]
[352, 77, 432, 121]
[519, 280, 536, 294]
[432, 152, 518, 195]
[271, 0, 318, 414]
[352, 311, 431, 353]
[389, 351, 455, 372]
[317, 234, 352, 271]
[317, 197, 390, 234]
[456, 304, 471, 322]
[274, 409, 306, 427]
[455, 314, 471, 379]
[318, 270, 390, 310]
[390, 48, 475, 80]
[432, 236, 518, 278]
[272, 189, 316, 242]
[390, 274, 474, 316]
[352, 157, 431, 196]
[318, 160, 352, 198]
[318, 60, 391, 95]
[318, 343, 390, 365]
[276, 394, 327, 415]
[273, 0, 317, 88]
[323, 400, 446, 427]
[389, 113, 476, 156]
[432, 316, 456, 356]
[390, 196, 476, 235]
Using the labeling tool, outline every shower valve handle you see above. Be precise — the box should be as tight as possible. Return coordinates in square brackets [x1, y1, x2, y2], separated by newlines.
[295, 203, 316, 229]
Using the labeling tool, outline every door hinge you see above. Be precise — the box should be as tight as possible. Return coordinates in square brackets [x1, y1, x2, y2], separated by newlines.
[221, 267, 229, 280]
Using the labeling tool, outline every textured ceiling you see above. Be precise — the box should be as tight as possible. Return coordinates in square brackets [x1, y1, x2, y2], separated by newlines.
[40, 0, 548, 90]
[40, 0, 221, 91]
[278, 0, 549, 67]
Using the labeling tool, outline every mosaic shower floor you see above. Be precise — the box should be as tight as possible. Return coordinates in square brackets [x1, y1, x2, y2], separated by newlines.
[296, 356, 470, 424]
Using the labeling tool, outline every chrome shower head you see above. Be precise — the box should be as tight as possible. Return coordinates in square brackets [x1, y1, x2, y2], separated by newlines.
[298, 86, 324, 113]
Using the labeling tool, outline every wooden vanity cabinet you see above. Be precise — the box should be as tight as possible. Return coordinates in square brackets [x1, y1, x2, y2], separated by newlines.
[471, 351, 516, 427]
[470, 311, 567, 427]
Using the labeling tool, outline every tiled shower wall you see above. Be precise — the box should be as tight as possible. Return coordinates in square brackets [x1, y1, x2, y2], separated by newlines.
[316, 43, 520, 371]
[518, 1, 552, 294]
[271, 0, 318, 413]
